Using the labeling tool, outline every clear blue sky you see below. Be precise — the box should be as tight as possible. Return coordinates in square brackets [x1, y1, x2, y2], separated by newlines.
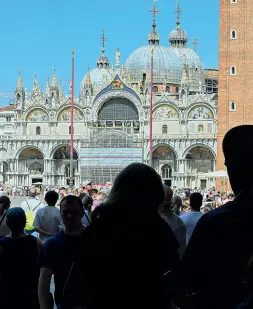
[0, 0, 219, 106]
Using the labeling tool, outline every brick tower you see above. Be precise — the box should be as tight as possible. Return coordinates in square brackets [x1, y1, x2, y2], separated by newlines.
[217, 0, 253, 185]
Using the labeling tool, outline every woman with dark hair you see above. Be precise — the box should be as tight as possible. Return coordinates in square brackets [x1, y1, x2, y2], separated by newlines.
[79, 193, 92, 226]
[0, 196, 11, 238]
[74, 163, 180, 309]
[0, 207, 43, 308]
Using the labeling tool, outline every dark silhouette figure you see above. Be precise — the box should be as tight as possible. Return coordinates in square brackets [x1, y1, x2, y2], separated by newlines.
[172, 125, 253, 309]
[71, 163, 180, 309]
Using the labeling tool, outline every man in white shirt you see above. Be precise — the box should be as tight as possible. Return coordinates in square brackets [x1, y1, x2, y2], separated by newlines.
[21, 188, 43, 215]
[180, 192, 204, 244]
[34, 190, 62, 242]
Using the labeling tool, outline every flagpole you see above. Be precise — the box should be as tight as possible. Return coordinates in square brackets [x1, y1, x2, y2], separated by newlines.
[70, 49, 75, 187]
[149, 48, 154, 167]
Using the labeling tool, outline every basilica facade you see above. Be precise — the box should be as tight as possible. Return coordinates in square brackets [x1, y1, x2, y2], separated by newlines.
[0, 4, 218, 189]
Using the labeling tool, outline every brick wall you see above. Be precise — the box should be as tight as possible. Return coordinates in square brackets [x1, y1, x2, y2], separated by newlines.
[217, 0, 253, 190]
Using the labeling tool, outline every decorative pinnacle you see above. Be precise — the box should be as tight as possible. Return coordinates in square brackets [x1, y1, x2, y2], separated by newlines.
[174, 1, 183, 27]
[100, 29, 107, 55]
[192, 35, 199, 52]
[149, 0, 160, 30]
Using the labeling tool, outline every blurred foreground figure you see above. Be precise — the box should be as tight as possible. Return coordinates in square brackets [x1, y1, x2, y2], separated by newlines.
[172, 125, 253, 309]
[0, 208, 43, 309]
[70, 163, 180, 309]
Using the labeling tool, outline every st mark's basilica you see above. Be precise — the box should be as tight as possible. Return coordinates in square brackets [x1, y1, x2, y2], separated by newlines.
[0, 3, 218, 189]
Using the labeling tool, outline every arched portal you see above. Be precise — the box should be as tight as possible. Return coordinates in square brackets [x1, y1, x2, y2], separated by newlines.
[185, 146, 215, 189]
[52, 146, 78, 186]
[152, 146, 177, 186]
[97, 98, 139, 131]
[17, 147, 44, 186]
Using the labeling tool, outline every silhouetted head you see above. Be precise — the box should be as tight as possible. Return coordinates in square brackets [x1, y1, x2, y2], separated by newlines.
[45, 190, 59, 206]
[60, 195, 84, 231]
[107, 163, 164, 212]
[0, 196, 11, 215]
[190, 192, 203, 211]
[6, 207, 26, 236]
[223, 125, 253, 194]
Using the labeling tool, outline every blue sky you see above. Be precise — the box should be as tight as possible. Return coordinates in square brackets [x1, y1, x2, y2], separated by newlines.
[0, 0, 219, 106]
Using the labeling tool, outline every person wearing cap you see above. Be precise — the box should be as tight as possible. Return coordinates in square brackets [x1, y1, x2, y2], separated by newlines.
[82, 180, 92, 195]
[0, 207, 43, 308]
[91, 189, 107, 212]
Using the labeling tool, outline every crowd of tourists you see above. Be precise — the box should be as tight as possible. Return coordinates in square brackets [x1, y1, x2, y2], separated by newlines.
[0, 125, 253, 309]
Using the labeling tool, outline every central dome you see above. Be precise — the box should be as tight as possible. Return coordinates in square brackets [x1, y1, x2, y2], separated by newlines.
[125, 45, 181, 83]
[81, 68, 113, 88]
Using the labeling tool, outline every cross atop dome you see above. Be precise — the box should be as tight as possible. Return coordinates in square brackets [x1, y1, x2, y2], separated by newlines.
[100, 29, 108, 55]
[174, 1, 183, 27]
[148, 0, 160, 45]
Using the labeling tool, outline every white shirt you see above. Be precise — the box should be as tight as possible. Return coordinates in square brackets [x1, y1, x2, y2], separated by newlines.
[33, 206, 62, 242]
[21, 197, 43, 216]
[180, 211, 204, 244]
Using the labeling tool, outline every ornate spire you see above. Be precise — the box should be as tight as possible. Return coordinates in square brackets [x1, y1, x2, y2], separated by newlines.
[46, 77, 51, 96]
[32, 72, 39, 93]
[97, 29, 110, 68]
[148, 0, 160, 45]
[16, 68, 23, 91]
[174, 1, 183, 27]
[52, 66, 57, 88]
[115, 48, 121, 71]
[192, 36, 199, 52]
[85, 65, 92, 86]
[58, 80, 63, 98]
[169, 2, 188, 47]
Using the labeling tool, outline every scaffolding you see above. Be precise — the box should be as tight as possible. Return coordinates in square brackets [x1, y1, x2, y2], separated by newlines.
[80, 129, 143, 185]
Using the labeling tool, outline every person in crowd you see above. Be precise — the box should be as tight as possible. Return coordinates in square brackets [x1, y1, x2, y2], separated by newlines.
[82, 180, 92, 195]
[21, 188, 43, 234]
[91, 189, 107, 212]
[33, 191, 62, 242]
[172, 195, 183, 215]
[159, 185, 186, 258]
[171, 125, 253, 309]
[0, 207, 43, 309]
[11, 185, 16, 199]
[38, 195, 86, 309]
[0, 196, 11, 239]
[59, 187, 68, 198]
[89, 188, 98, 200]
[228, 193, 235, 202]
[78, 163, 180, 309]
[80, 193, 93, 226]
[180, 192, 204, 244]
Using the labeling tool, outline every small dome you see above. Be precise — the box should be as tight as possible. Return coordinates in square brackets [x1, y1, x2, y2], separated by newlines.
[171, 47, 203, 70]
[97, 55, 110, 68]
[81, 68, 113, 88]
[125, 45, 181, 83]
[169, 27, 188, 47]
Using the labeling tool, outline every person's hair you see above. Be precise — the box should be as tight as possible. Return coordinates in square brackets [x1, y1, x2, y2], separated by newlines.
[45, 191, 59, 206]
[29, 188, 36, 197]
[6, 208, 26, 235]
[59, 187, 66, 191]
[190, 192, 203, 211]
[0, 196, 11, 209]
[90, 188, 98, 197]
[163, 185, 174, 210]
[228, 193, 235, 199]
[82, 194, 93, 211]
[60, 195, 84, 214]
[104, 163, 164, 212]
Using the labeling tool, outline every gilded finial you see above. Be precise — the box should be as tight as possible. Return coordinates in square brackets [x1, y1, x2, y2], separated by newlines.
[72, 49, 75, 55]
[174, 1, 183, 27]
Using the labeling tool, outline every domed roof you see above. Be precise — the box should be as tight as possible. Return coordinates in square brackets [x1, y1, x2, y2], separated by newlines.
[97, 55, 110, 68]
[169, 27, 188, 45]
[125, 45, 181, 83]
[171, 47, 203, 70]
[81, 68, 113, 88]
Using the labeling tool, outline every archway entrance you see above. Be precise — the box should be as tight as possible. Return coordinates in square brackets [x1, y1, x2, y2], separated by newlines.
[52, 146, 78, 186]
[18, 147, 44, 186]
[153, 146, 177, 186]
[185, 146, 215, 189]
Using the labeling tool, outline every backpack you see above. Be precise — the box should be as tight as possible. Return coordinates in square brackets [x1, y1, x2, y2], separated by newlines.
[25, 201, 42, 231]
